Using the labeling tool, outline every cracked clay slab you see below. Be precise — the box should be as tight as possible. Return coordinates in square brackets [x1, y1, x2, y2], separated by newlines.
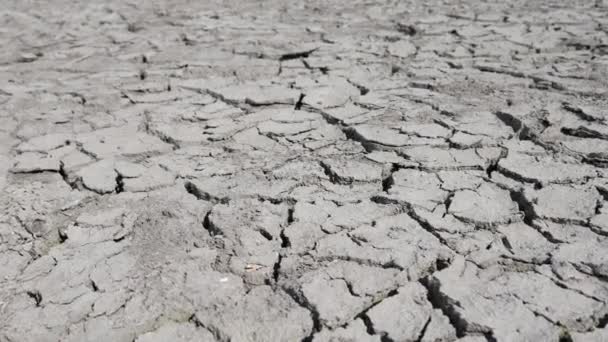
[1, 1, 608, 341]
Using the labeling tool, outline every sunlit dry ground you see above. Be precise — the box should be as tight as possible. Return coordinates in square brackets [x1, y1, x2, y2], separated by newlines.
[1, 1, 608, 341]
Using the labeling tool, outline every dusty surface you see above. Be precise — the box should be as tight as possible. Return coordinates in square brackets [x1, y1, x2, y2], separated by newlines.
[1, 0, 608, 341]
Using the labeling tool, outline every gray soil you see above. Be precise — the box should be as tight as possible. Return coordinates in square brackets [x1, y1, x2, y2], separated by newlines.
[1, 0, 608, 341]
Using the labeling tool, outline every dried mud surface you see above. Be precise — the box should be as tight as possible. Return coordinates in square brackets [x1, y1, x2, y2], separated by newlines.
[1, 1, 608, 341]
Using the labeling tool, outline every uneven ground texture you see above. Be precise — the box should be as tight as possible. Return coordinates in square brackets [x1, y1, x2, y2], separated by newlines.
[1, 0, 608, 341]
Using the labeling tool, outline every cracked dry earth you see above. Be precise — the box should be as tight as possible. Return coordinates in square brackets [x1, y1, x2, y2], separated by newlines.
[2, 1, 608, 342]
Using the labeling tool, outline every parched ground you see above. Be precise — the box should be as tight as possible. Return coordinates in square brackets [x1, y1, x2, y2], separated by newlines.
[1, 0, 608, 341]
